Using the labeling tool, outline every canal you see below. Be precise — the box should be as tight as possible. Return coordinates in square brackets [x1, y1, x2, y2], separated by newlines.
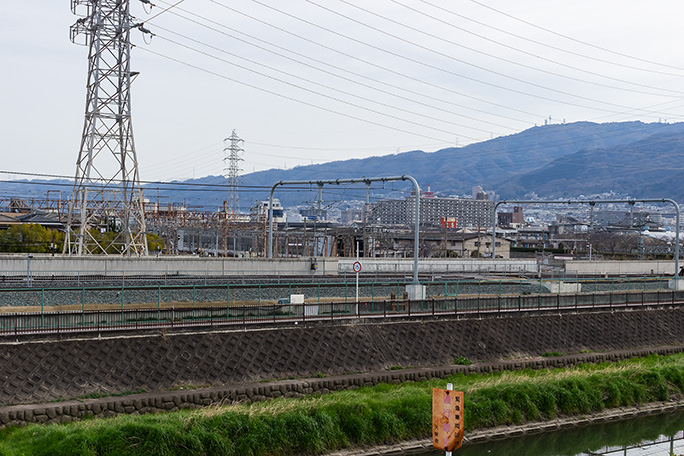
[412, 410, 684, 456]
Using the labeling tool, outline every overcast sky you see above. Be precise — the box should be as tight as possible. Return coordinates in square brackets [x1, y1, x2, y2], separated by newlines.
[2, 0, 684, 186]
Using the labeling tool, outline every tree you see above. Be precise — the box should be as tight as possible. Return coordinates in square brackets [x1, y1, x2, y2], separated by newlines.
[0, 224, 64, 253]
[146, 233, 165, 253]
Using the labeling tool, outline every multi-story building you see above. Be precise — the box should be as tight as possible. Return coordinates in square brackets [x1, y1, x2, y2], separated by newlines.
[513, 226, 549, 249]
[497, 206, 524, 227]
[251, 199, 286, 223]
[371, 195, 495, 228]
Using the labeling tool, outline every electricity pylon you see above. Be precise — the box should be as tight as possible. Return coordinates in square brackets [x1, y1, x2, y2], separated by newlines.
[64, 0, 149, 255]
[223, 130, 244, 215]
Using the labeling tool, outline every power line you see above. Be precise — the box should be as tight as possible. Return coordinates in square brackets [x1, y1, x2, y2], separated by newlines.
[153, 1, 684, 145]
[144, 0, 186, 22]
[377, 0, 684, 95]
[263, 0, 678, 117]
[137, 45, 458, 143]
[205, 0, 541, 119]
[151, 2, 527, 131]
[413, 0, 684, 78]
[467, 0, 684, 72]
[152, 29, 497, 139]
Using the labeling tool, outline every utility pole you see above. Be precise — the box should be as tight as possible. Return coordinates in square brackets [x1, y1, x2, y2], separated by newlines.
[64, 0, 150, 255]
[224, 130, 244, 215]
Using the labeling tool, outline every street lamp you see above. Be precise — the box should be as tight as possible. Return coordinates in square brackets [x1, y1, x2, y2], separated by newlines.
[587, 244, 592, 261]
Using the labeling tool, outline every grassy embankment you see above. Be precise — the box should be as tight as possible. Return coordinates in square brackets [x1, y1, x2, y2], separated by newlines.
[1, 354, 684, 456]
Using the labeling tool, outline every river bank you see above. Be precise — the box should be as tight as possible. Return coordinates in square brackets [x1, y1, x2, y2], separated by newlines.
[326, 400, 684, 455]
[1, 345, 682, 429]
[2, 349, 684, 455]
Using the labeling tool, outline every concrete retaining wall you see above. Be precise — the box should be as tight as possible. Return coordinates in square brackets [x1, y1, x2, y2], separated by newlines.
[0, 345, 681, 429]
[565, 260, 676, 276]
[338, 258, 537, 275]
[2, 307, 684, 407]
[0, 255, 537, 278]
[0, 255, 337, 277]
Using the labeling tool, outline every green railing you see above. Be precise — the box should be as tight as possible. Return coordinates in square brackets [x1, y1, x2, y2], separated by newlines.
[0, 277, 680, 335]
[0, 276, 674, 313]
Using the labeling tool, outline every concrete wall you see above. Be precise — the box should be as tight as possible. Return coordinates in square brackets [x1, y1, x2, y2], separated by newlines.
[0, 255, 537, 277]
[0, 255, 337, 277]
[338, 258, 537, 275]
[2, 307, 684, 406]
[565, 260, 676, 276]
[1, 346, 679, 429]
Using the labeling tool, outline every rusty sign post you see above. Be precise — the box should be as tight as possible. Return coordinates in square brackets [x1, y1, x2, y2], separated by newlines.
[432, 383, 464, 454]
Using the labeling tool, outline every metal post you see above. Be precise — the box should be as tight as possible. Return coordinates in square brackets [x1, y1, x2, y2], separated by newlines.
[26, 254, 33, 288]
[267, 184, 277, 259]
[356, 241, 360, 310]
[446, 382, 454, 456]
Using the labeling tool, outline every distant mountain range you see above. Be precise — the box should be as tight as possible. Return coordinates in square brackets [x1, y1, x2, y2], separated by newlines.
[7, 121, 684, 211]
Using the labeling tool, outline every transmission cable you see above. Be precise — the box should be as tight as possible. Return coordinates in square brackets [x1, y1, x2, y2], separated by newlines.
[150, 7, 523, 132]
[234, 0, 678, 118]
[205, 0, 546, 119]
[377, 0, 684, 95]
[288, 0, 681, 114]
[152, 27, 501, 138]
[157, 0, 540, 122]
[468, 0, 684, 72]
[137, 45, 455, 144]
[412, 0, 684, 78]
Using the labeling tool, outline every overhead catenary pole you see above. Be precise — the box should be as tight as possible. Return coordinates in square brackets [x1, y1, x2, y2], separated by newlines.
[268, 175, 421, 284]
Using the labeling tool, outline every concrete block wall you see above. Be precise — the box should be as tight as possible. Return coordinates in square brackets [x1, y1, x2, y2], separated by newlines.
[1, 345, 682, 429]
[2, 308, 684, 407]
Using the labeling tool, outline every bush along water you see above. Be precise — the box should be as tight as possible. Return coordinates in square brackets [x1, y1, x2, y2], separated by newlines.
[1, 354, 684, 455]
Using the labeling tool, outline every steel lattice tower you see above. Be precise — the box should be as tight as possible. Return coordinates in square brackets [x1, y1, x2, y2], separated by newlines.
[64, 0, 148, 255]
[223, 130, 244, 215]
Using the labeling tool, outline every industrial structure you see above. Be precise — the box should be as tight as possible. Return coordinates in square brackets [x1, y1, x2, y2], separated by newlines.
[63, 0, 149, 256]
[223, 130, 244, 215]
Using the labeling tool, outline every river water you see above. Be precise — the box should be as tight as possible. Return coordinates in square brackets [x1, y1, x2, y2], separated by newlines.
[412, 410, 684, 456]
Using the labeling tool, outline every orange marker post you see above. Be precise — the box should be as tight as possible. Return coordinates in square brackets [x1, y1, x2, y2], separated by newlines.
[432, 383, 464, 454]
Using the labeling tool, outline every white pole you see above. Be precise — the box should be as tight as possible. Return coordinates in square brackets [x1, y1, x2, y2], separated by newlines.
[446, 383, 453, 456]
[356, 241, 360, 315]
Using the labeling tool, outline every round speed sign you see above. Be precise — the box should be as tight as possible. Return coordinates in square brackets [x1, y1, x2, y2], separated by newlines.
[352, 261, 362, 273]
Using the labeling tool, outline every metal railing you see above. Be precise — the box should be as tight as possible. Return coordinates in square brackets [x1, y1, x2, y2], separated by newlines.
[0, 276, 673, 310]
[1, 285, 682, 336]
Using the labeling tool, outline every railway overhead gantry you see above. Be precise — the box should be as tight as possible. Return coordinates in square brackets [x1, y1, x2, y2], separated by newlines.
[267, 175, 421, 286]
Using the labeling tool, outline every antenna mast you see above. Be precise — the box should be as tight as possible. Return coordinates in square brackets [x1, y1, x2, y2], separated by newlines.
[64, 0, 149, 255]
